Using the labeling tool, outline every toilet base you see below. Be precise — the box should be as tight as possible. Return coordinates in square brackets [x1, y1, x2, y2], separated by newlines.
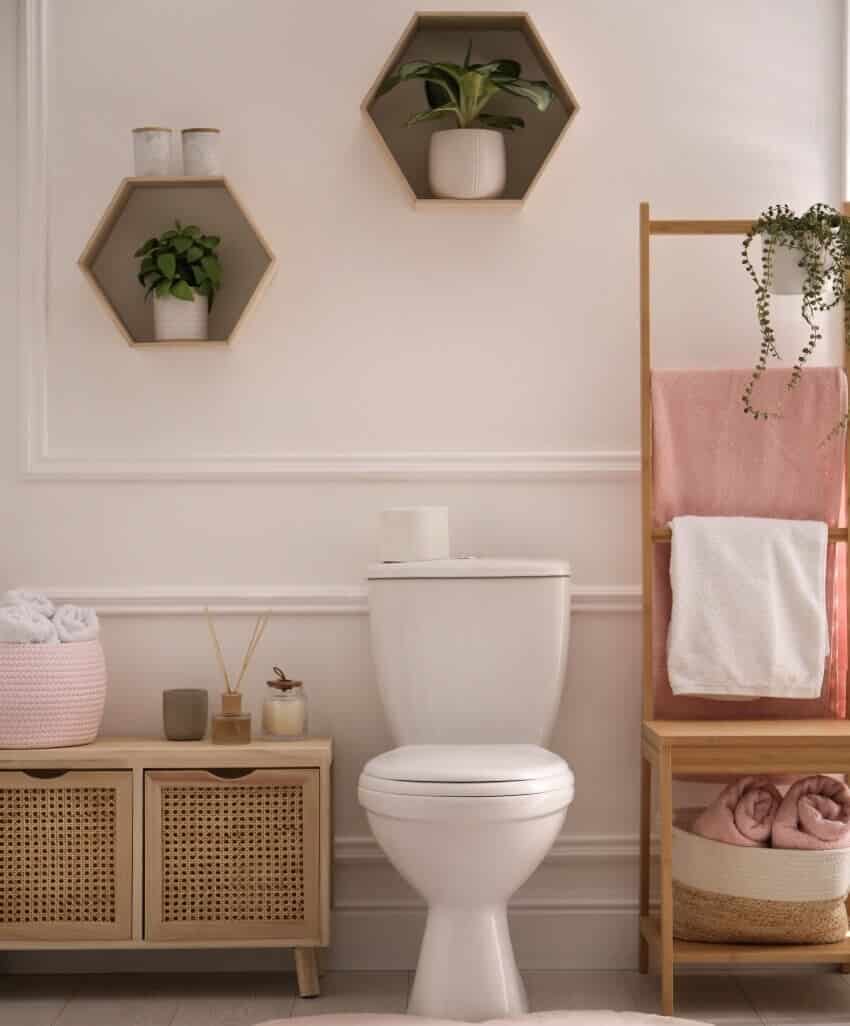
[407, 903, 527, 1022]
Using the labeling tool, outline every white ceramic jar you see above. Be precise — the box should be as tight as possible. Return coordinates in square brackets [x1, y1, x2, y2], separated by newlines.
[769, 244, 806, 295]
[428, 128, 506, 200]
[152, 293, 208, 341]
[181, 128, 222, 175]
[132, 127, 172, 177]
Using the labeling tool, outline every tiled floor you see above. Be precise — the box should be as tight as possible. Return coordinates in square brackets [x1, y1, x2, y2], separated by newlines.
[2, 970, 850, 1025]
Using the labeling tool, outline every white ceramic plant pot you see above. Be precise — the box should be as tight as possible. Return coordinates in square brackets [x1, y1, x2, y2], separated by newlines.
[132, 127, 172, 177]
[152, 293, 208, 341]
[769, 244, 807, 295]
[181, 128, 222, 176]
[428, 128, 506, 200]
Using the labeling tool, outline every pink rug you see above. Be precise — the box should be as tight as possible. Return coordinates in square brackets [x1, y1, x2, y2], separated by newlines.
[258, 1013, 708, 1025]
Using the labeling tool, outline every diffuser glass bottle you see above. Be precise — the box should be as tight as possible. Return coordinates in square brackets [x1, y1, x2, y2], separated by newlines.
[263, 667, 308, 740]
[205, 609, 269, 745]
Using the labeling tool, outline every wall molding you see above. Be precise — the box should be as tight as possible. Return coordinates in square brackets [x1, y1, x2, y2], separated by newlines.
[17, 1, 638, 483]
[35, 583, 642, 616]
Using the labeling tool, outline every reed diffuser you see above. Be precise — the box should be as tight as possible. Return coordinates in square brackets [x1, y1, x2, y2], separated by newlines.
[205, 608, 269, 744]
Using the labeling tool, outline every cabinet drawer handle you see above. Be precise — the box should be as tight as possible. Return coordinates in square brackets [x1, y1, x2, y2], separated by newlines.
[207, 768, 254, 780]
[23, 769, 68, 780]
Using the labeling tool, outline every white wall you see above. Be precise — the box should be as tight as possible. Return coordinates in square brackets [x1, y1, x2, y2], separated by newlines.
[1, 0, 845, 971]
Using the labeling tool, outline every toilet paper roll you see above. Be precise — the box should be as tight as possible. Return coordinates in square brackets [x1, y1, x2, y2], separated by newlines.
[380, 507, 450, 563]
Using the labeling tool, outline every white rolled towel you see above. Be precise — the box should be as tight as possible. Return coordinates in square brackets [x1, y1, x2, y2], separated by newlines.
[0, 605, 59, 643]
[2, 590, 55, 619]
[53, 604, 99, 643]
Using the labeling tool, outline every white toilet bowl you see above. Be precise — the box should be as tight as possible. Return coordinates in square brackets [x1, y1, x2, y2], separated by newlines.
[358, 744, 574, 1022]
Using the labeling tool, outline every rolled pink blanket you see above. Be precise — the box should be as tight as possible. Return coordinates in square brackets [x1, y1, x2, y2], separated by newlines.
[772, 775, 850, 850]
[692, 776, 781, 847]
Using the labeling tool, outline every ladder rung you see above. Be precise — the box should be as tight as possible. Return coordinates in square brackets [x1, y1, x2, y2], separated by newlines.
[652, 526, 849, 542]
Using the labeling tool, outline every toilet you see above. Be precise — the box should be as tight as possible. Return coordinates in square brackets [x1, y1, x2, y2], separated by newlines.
[358, 556, 574, 1022]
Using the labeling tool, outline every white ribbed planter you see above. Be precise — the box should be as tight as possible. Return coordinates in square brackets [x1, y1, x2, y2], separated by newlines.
[428, 129, 506, 200]
[0, 639, 107, 748]
[152, 293, 208, 341]
[673, 809, 850, 944]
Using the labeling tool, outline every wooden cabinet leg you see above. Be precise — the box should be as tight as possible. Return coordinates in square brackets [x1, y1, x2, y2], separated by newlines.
[639, 755, 651, 974]
[659, 747, 674, 1016]
[295, 947, 320, 998]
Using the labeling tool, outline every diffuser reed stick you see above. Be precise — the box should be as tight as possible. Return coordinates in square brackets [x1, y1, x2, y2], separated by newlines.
[205, 608, 270, 695]
[205, 607, 231, 693]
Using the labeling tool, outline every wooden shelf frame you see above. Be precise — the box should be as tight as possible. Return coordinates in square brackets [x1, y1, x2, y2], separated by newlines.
[78, 177, 276, 347]
[361, 11, 579, 207]
[638, 202, 850, 1016]
[0, 737, 332, 998]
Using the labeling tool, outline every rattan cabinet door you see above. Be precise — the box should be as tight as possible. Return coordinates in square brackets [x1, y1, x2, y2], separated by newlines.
[145, 768, 320, 942]
[0, 769, 133, 941]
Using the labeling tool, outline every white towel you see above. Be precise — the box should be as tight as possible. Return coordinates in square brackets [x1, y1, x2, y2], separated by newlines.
[2, 590, 55, 619]
[0, 605, 59, 644]
[53, 604, 99, 643]
[667, 516, 829, 699]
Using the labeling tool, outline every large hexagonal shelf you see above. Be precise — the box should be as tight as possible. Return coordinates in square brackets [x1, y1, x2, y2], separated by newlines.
[362, 12, 579, 206]
[79, 177, 276, 346]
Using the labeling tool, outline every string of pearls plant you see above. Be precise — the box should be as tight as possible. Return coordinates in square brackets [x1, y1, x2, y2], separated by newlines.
[741, 203, 850, 426]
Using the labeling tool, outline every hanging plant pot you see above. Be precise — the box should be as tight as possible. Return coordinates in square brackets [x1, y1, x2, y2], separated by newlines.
[153, 293, 208, 341]
[768, 244, 807, 296]
[428, 129, 507, 200]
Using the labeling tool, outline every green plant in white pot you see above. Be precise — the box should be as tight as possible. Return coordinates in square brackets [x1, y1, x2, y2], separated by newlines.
[377, 43, 555, 199]
[135, 221, 221, 341]
[741, 203, 850, 423]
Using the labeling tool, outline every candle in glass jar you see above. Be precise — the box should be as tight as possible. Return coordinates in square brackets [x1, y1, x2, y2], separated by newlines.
[263, 667, 308, 739]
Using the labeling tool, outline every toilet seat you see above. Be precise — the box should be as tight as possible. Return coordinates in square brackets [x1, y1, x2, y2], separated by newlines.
[359, 743, 574, 798]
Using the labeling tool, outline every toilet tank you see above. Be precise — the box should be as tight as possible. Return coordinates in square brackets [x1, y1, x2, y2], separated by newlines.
[367, 557, 571, 745]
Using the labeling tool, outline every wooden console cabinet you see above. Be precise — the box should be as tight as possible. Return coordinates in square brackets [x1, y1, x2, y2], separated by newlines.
[0, 737, 332, 997]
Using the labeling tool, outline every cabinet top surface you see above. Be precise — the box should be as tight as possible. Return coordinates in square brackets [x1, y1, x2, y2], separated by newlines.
[0, 736, 333, 767]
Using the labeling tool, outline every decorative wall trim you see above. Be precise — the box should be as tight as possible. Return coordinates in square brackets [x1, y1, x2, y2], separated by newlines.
[17, 1, 638, 483]
[25, 449, 641, 482]
[36, 583, 642, 616]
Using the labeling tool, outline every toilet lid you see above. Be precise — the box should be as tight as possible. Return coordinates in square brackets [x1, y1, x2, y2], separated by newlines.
[359, 744, 574, 797]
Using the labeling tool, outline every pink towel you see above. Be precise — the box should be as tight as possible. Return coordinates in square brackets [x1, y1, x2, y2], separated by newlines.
[651, 367, 847, 721]
[692, 775, 782, 846]
[772, 775, 850, 849]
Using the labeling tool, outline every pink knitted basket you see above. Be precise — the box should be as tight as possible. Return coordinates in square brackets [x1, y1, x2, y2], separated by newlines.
[0, 639, 107, 748]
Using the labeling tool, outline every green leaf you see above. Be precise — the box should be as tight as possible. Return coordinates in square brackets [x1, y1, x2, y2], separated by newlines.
[186, 245, 204, 263]
[463, 39, 472, 69]
[199, 235, 220, 250]
[155, 278, 172, 297]
[201, 254, 221, 285]
[183, 225, 201, 238]
[144, 278, 160, 300]
[160, 229, 178, 241]
[197, 278, 214, 310]
[156, 252, 176, 279]
[192, 264, 208, 285]
[478, 113, 525, 130]
[495, 77, 554, 111]
[172, 235, 192, 254]
[140, 255, 156, 273]
[170, 279, 194, 301]
[133, 237, 159, 257]
[473, 59, 521, 79]
[406, 103, 459, 126]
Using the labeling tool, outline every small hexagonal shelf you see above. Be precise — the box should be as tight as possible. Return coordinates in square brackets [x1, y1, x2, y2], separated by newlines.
[79, 177, 276, 346]
[362, 12, 579, 206]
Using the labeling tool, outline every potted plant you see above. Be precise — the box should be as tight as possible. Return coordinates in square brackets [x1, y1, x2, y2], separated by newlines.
[377, 42, 555, 200]
[134, 221, 222, 341]
[741, 203, 850, 422]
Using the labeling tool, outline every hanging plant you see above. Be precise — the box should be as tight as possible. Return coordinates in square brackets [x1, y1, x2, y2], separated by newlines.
[741, 203, 850, 422]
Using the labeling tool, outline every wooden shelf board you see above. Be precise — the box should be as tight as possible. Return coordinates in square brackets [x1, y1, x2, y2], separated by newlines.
[640, 916, 850, 965]
[644, 719, 850, 745]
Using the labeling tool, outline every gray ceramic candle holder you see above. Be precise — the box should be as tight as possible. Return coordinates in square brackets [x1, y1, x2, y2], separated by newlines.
[163, 688, 208, 741]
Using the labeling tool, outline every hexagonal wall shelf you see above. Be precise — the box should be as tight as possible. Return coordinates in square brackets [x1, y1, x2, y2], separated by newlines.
[362, 12, 579, 206]
[79, 177, 276, 346]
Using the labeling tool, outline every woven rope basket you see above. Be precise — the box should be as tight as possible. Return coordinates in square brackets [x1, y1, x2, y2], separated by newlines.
[673, 808, 850, 944]
[0, 639, 107, 748]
